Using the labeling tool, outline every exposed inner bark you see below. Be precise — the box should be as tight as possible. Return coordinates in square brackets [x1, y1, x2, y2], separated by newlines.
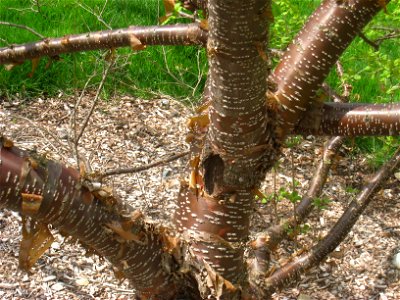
[0, 0, 396, 299]
[0, 141, 184, 299]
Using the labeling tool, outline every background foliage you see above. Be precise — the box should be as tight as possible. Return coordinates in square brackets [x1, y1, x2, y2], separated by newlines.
[1, 0, 399, 164]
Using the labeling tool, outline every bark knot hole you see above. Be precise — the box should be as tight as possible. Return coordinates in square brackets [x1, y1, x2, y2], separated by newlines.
[202, 154, 224, 196]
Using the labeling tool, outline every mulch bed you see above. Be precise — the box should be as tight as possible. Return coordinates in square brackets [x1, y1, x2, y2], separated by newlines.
[1, 96, 399, 299]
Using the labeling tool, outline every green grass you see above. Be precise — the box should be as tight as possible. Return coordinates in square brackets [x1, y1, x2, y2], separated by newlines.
[0, 0, 207, 101]
[1, 0, 399, 165]
[270, 0, 400, 167]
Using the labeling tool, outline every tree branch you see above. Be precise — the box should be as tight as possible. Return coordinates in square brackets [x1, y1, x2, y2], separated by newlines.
[0, 23, 207, 65]
[294, 102, 400, 136]
[261, 145, 400, 296]
[0, 138, 185, 299]
[255, 136, 345, 255]
[269, 0, 387, 140]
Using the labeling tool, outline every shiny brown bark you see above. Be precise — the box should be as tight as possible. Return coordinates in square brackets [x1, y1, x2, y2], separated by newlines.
[1, 0, 399, 298]
[0, 141, 187, 299]
[269, 0, 387, 139]
[0, 23, 207, 65]
[174, 0, 273, 298]
[294, 102, 400, 136]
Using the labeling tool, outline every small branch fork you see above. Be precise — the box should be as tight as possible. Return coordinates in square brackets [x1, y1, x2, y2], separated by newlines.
[359, 27, 400, 51]
[268, 0, 385, 140]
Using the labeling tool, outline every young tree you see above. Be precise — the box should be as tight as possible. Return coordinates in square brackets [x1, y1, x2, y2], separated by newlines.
[0, 0, 399, 299]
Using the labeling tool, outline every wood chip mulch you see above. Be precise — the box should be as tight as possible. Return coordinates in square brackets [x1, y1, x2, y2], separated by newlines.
[0, 96, 399, 300]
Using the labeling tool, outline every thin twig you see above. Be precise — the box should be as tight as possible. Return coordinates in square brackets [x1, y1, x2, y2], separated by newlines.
[76, 1, 112, 30]
[99, 150, 189, 178]
[191, 49, 205, 98]
[11, 115, 70, 160]
[335, 60, 352, 99]
[321, 83, 346, 103]
[74, 62, 113, 167]
[262, 146, 400, 296]
[69, 67, 98, 167]
[358, 31, 379, 50]
[0, 21, 45, 39]
[374, 33, 400, 44]
[161, 46, 194, 92]
[372, 26, 400, 32]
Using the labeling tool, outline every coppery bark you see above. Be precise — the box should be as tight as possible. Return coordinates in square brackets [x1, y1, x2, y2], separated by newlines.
[174, 0, 273, 298]
[0, 23, 207, 65]
[261, 146, 400, 296]
[269, 0, 387, 140]
[179, 0, 208, 13]
[1, 0, 399, 298]
[0, 139, 189, 299]
[295, 102, 400, 136]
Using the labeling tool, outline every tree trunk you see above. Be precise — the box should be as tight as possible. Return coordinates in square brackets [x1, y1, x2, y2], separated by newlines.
[0, 0, 398, 299]
[174, 0, 275, 298]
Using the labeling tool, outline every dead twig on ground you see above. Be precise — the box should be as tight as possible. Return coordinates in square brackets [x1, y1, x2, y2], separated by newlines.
[99, 150, 189, 178]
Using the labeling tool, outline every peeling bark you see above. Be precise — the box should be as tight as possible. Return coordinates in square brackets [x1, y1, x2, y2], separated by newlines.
[0, 140, 191, 299]
[1, 0, 399, 298]
[0, 24, 207, 65]
[174, 0, 274, 298]
[179, 0, 208, 13]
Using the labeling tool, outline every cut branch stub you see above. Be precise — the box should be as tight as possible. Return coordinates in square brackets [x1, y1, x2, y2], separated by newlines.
[270, 0, 386, 139]
[0, 140, 182, 299]
[0, 23, 207, 65]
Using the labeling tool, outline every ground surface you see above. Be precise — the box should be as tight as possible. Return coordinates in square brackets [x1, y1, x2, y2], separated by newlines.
[0, 96, 399, 300]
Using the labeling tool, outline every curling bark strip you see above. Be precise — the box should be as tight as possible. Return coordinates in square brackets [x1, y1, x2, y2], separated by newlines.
[0, 23, 207, 65]
[205, 0, 271, 244]
[270, 0, 387, 139]
[174, 0, 273, 297]
[294, 102, 400, 136]
[0, 141, 181, 299]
